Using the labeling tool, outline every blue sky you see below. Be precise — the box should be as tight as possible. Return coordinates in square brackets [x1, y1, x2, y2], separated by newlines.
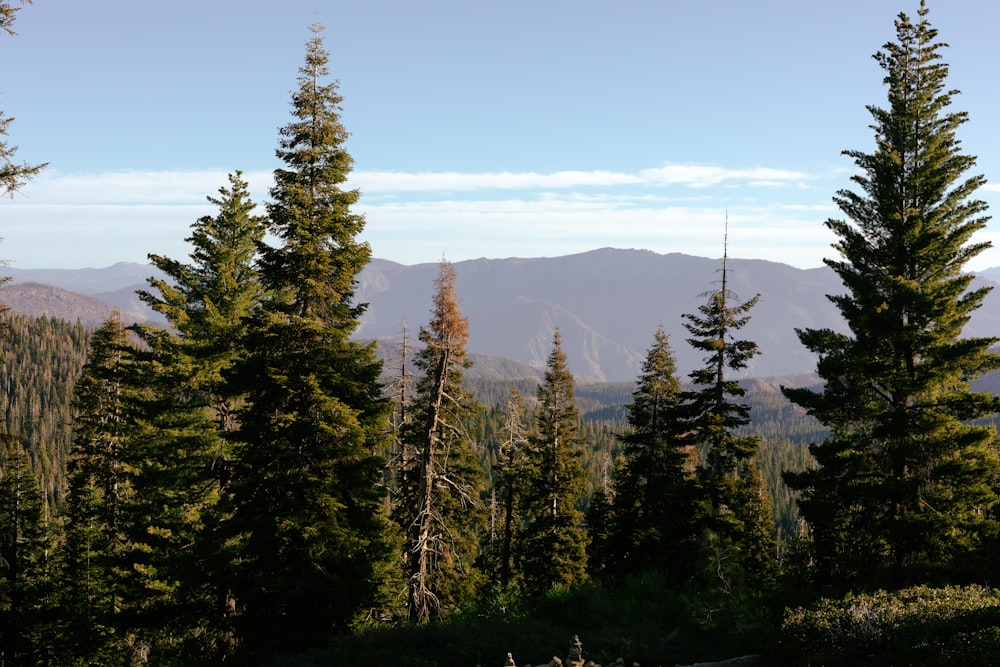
[4, 0, 1000, 269]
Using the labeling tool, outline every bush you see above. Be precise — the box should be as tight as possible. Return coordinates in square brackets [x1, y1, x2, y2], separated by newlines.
[267, 572, 776, 667]
[773, 585, 1000, 666]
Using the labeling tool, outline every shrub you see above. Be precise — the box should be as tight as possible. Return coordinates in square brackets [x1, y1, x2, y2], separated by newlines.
[773, 585, 1000, 666]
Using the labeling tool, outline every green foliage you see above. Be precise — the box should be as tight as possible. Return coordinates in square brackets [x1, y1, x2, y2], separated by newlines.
[518, 331, 589, 597]
[681, 256, 778, 593]
[598, 325, 700, 580]
[775, 585, 1000, 666]
[479, 389, 529, 590]
[222, 24, 396, 662]
[0, 436, 59, 667]
[783, 3, 1000, 591]
[0, 314, 89, 511]
[61, 313, 143, 663]
[269, 572, 773, 667]
[129, 171, 267, 661]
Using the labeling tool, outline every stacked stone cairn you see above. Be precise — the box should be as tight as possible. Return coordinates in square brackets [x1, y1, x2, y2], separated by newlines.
[501, 635, 636, 667]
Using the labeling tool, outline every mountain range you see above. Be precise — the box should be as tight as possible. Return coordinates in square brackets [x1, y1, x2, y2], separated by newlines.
[5, 248, 1000, 382]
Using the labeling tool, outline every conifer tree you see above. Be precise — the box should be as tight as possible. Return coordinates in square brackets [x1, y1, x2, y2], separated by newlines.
[783, 3, 1000, 590]
[605, 325, 699, 580]
[584, 460, 615, 579]
[0, 436, 55, 667]
[127, 171, 266, 661]
[61, 312, 140, 663]
[493, 389, 528, 588]
[139, 169, 267, 432]
[518, 330, 589, 596]
[0, 1, 46, 198]
[223, 24, 395, 661]
[399, 261, 487, 622]
[682, 245, 776, 592]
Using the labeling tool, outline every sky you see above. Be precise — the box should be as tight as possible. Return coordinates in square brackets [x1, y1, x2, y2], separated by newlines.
[4, 0, 1000, 270]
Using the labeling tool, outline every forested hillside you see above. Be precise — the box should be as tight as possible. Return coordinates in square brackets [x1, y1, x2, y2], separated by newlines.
[0, 310, 823, 537]
[0, 314, 88, 509]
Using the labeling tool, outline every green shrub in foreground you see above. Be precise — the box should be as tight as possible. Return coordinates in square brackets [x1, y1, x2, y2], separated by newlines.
[774, 585, 1000, 666]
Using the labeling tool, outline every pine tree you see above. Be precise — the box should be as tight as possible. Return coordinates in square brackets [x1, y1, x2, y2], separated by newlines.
[0, 436, 56, 667]
[123, 172, 267, 661]
[139, 169, 267, 433]
[398, 261, 487, 622]
[782, 2, 1000, 590]
[605, 325, 699, 580]
[584, 457, 615, 579]
[61, 312, 141, 663]
[223, 24, 396, 661]
[0, 1, 46, 198]
[518, 330, 589, 596]
[682, 242, 776, 593]
[492, 389, 528, 588]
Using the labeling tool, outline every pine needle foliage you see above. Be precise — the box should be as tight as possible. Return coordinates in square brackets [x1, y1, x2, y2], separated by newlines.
[782, 2, 1000, 591]
[682, 247, 777, 593]
[602, 325, 700, 581]
[223, 24, 395, 662]
[518, 331, 589, 597]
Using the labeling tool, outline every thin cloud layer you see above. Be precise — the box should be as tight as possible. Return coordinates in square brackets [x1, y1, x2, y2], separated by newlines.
[355, 164, 808, 192]
[6, 165, 1000, 270]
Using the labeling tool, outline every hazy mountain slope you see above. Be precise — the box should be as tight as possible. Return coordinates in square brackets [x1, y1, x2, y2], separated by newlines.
[0, 282, 134, 328]
[356, 248, 852, 380]
[3, 262, 166, 325]
[6, 251, 1000, 382]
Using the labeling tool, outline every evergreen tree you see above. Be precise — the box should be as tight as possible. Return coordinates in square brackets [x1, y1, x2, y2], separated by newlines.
[398, 261, 487, 622]
[783, 3, 1000, 590]
[491, 389, 528, 588]
[0, 436, 55, 667]
[223, 24, 395, 661]
[117, 173, 267, 662]
[61, 312, 141, 663]
[604, 325, 699, 580]
[584, 457, 615, 579]
[139, 169, 267, 433]
[518, 330, 589, 596]
[682, 244, 776, 593]
[1, 1, 46, 198]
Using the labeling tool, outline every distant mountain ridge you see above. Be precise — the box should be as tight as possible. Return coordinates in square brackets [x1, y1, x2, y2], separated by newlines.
[6, 249, 1000, 382]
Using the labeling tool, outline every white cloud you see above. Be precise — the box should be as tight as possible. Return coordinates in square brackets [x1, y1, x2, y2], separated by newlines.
[638, 165, 809, 188]
[355, 164, 808, 193]
[12, 164, 1000, 271]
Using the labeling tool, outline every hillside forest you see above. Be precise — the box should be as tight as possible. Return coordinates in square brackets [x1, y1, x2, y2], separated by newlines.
[5, 3, 1000, 666]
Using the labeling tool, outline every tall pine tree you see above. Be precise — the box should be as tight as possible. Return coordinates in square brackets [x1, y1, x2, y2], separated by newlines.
[223, 24, 395, 661]
[783, 2, 1000, 590]
[126, 174, 267, 662]
[682, 241, 776, 594]
[518, 330, 589, 596]
[61, 312, 141, 664]
[398, 261, 487, 622]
